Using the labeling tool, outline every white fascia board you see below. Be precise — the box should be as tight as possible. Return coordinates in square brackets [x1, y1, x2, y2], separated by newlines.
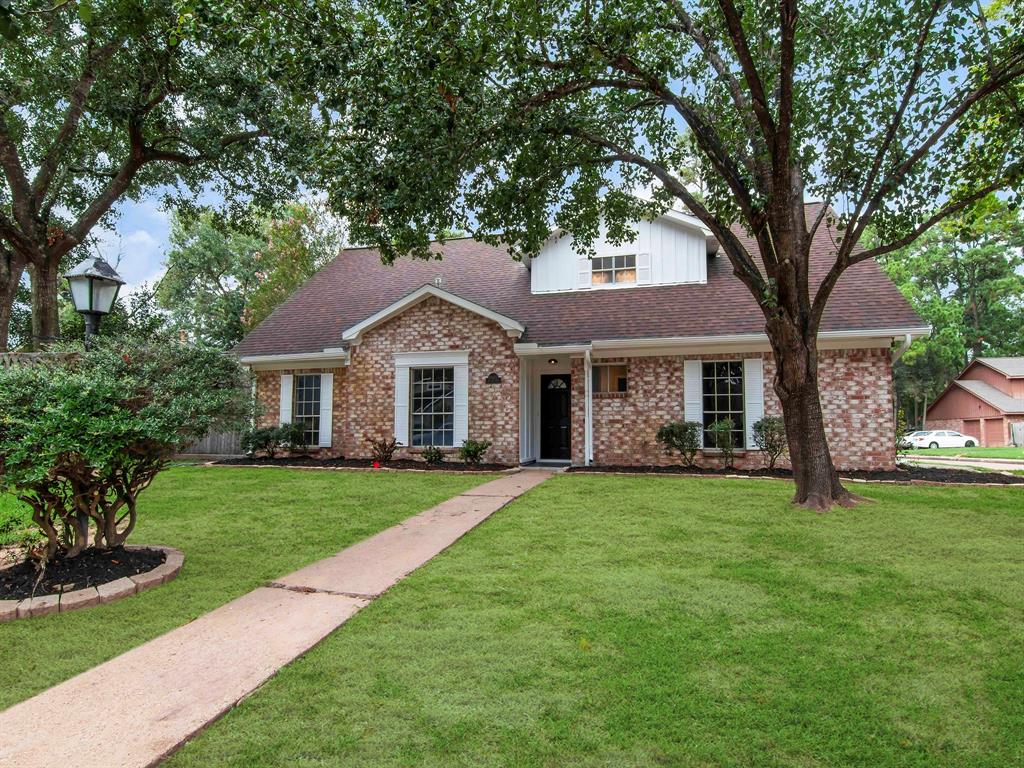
[342, 284, 525, 342]
[239, 351, 349, 369]
[514, 343, 592, 356]
[515, 326, 931, 359]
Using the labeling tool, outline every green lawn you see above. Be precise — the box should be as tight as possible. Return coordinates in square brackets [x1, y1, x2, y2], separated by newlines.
[166, 474, 1024, 768]
[0, 466, 491, 709]
[901, 446, 1024, 459]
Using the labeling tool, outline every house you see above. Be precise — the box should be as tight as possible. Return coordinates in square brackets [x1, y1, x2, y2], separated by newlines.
[926, 358, 1024, 446]
[234, 205, 928, 470]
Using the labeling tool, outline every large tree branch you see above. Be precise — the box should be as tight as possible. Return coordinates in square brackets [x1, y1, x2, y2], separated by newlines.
[715, 0, 776, 147]
[841, 50, 1024, 259]
[602, 52, 762, 230]
[556, 126, 767, 294]
[809, 177, 1010, 331]
[846, 0, 943, 236]
[0, 119, 36, 237]
[31, 36, 124, 204]
[659, 0, 769, 187]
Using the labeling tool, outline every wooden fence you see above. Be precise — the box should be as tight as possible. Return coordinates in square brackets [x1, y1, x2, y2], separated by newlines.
[182, 430, 244, 456]
[1, 352, 79, 368]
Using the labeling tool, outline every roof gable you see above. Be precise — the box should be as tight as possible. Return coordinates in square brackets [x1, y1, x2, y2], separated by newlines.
[974, 357, 1024, 378]
[341, 283, 525, 344]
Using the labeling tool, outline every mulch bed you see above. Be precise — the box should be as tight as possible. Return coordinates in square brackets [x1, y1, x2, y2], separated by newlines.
[0, 546, 166, 601]
[214, 456, 512, 472]
[567, 463, 1024, 485]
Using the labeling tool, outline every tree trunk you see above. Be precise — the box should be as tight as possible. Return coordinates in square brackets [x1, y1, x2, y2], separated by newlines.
[766, 317, 861, 511]
[29, 257, 61, 350]
[0, 253, 24, 351]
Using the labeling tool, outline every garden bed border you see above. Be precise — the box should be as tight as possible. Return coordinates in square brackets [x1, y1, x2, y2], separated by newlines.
[567, 467, 1024, 488]
[0, 545, 184, 623]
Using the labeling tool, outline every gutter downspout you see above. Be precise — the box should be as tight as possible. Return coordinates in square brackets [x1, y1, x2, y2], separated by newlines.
[892, 333, 913, 363]
[584, 348, 594, 466]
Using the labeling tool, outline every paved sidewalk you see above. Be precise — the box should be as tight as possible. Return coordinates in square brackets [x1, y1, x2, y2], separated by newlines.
[0, 470, 552, 768]
[902, 456, 1024, 472]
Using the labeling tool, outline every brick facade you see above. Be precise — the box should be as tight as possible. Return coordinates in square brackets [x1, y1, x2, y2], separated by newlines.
[252, 297, 896, 471]
[571, 347, 895, 471]
[255, 297, 520, 464]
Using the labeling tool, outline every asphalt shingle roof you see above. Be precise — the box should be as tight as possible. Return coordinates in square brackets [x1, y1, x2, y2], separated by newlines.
[954, 380, 1024, 414]
[976, 357, 1024, 378]
[234, 207, 924, 357]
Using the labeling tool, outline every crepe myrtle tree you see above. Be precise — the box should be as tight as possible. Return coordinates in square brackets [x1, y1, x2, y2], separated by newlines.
[0, 0, 315, 351]
[0, 337, 250, 562]
[240, 0, 1024, 509]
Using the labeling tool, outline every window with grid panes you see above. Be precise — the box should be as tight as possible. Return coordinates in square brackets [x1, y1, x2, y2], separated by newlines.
[292, 374, 322, 446]
[701, 361, 744, 448]
[410, 367, 455, 447]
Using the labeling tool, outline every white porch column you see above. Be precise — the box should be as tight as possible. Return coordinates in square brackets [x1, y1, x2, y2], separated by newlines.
[584, 348, 594, 465]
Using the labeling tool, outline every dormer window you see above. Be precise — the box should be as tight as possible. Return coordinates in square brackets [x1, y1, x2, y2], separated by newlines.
[591, 255, 637, 286]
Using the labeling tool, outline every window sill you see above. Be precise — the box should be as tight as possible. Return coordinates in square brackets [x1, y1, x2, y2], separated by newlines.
[594, 392, 628, 399]
[700, 449, 752, 455]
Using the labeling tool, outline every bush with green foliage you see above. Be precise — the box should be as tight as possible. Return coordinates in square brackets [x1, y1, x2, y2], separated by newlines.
[655, 421, 703, 467]
[421, 446, 445, 465]
[0, 338, 250, 562]
[242, 422, 309, 458]
[369, 437, 399, 464]
[458, 440, 491, 465]
[751, 417, 788, 470]
[707, 419, 737, 468]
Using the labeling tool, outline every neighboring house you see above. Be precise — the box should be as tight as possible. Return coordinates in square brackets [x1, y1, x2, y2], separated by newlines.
[926, 358, 1024, 446]
[234, 204, 927, 470]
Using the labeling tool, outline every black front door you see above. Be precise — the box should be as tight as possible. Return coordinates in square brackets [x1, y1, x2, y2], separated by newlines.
[540, 374, 571, 460]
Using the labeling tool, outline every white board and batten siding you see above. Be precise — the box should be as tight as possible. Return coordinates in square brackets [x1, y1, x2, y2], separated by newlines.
[683, 358, 765, 449]
[532, 216, 708, 294]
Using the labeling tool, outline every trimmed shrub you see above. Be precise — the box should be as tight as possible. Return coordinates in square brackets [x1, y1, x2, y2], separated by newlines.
[458, 439, 491, 465]
[421, 446, 445, 465]
[0, 338, 250, 562]
[752, 416, 788, 470]
[369, 437, 399, 463]
[707, 418, 737, 468]
[655, 421, 703, 467]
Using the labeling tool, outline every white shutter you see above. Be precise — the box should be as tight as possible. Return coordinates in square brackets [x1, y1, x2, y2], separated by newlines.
[393, 366, 409, 446]
[683, 359, 703, 447]
[577, 258, 591, 289]
[318, 373, 334, 448]
[279, 374, 293, 426]
[636, 252, 652, 284]
[453, 363, 469, 446]
[743, 357, 765, 449]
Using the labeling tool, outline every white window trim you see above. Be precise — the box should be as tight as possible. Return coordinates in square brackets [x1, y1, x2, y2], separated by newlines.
[279, 372, 334, 448]
[394, 351, 469, 447]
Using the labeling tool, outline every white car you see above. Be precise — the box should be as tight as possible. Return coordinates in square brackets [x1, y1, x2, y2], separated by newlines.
[907, 430, 977, 449]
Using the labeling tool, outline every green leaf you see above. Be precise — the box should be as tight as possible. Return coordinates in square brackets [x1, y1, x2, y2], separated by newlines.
[78, 0, 93, 24]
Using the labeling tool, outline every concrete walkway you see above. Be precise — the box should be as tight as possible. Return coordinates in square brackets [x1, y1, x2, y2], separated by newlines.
[0, 470, 552, 768]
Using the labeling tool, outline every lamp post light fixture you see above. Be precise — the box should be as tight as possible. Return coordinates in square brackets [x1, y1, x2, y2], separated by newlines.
[64, 256, 126, 343]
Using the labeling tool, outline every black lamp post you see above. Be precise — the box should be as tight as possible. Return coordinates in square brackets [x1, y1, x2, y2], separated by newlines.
[64, 256, 126, 343]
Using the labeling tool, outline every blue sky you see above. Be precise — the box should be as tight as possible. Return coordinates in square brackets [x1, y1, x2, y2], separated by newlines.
[90, 197, 173, 294]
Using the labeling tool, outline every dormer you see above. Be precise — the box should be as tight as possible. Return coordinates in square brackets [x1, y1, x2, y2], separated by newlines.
[529, 209, 715, 294]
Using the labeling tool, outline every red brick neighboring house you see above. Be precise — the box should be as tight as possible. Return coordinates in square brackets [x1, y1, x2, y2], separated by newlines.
[926, 358, 1024, 446]
[234, 205, 928, 470]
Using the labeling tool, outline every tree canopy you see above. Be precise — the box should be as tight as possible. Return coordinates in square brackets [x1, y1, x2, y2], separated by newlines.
[0, 336, 250, 560]
[0, 0, 314, 350]
[233, 0, 1023, 508]
[157, 201, 343, 348]
[879, 194, 1024, 420]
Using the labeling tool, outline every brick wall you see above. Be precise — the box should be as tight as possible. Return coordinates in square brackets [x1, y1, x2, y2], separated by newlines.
[253, 366, 347, 445]
[344, 297, 520, 463]
[574, 347, 895, 471]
